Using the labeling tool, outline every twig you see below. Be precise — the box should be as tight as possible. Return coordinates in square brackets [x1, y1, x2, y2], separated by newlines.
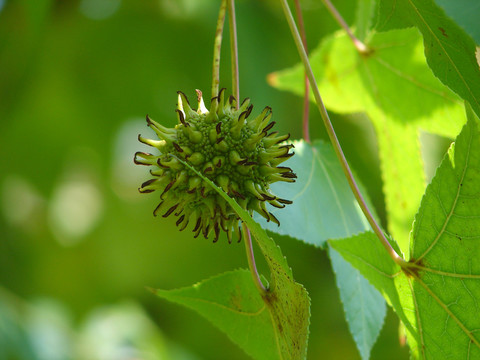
[228, 1, 266, 294]
[322, 0, 370, 55]
[212, 0, 227, 99]
[293, 0, 311, 143]
[227, 0, 240, 104]
[279, 0, 406, 267]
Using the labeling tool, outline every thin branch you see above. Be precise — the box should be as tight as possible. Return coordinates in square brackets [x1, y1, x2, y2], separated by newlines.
[279, 0, 407, 267]
[322, 0, 370, 55]
[212, 0, 227, 99]
[227, 2, 266, 296]
[227, 0, 239, 105]
[242, 222, 268, 296]
[293, 0, 311, 143]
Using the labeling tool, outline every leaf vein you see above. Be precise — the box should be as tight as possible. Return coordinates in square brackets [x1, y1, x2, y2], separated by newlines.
[290, 146, 316, 200]
[268, 309, 284, 360]
[410, 265, 480, 279]
[413, 275, 480, 349]
[314, 147, 351, 234]
[374, 57, 462, 103]
[164, 295, 267, 317]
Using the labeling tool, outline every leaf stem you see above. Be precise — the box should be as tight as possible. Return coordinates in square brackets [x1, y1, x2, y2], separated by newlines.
[293, 0, 311, 143]
[279, 0, 406, 267]
[227, 0, 240, 105]
[212, 0, 227, 99]
[242, 222, 268, 296]
[321, 0, 370, 55]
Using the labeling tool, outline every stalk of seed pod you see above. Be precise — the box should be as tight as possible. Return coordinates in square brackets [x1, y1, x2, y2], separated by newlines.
[134, 89, 296, 242]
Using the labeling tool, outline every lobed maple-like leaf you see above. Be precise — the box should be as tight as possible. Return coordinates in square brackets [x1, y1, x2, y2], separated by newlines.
[331, 104, 480, 359]
[270, 28, 465, 257]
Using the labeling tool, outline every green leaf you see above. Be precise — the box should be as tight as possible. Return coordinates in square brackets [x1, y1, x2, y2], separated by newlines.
[254, 140, 370, 247]
[407, 103, 480, 358]
[270, 28, 465, 256]
[158, 156, 311, 360]
[154, 270, 277, 360]
[329, 247, 386, 360]
[331, 104, 480, 359]
[328, 232, 420, 358]
[253, 139, 385, 359]
[434, 0, 480, 44]
[355, 0, 376, 41]
[376, 0, 480, 118]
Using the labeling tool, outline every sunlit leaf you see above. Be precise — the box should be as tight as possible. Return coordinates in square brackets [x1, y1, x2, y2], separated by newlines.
[154, 270, 276, 360]
[270, 28, 465, 257]
[331, 104, 480, 359]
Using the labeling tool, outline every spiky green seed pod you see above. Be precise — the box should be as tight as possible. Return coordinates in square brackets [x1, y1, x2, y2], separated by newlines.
[134, 89, 296, 243]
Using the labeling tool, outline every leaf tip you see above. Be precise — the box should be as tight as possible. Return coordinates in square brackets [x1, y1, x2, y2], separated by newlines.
[145, 286, 158, 295]
[266, 72, 279, 87]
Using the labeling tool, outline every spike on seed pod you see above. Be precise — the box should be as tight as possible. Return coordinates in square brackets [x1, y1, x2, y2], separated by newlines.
[261, 192, 276, 201]
[217, 88, 227, 117]
[185, 127, 202, 143]
[141, 178, 157, 188]
[134, 152, 157, 166]
[172, 142, 183, 152]
[244, 104, 253, 118]
[215, 140, 229, 152]
[134, 90, 295, 242]
[262, 121, 276, 133]
[231, 111, 248, 139]
[195, 89, 208, 114]
[176, 109, 189, 127]
[177, 91, 197, 119]
[263, 132, 287, 148]
[150, 168, 165, 177]
[248, 106, 271, 131]
[209, 96, 219, 117]
[228, 95, 237, 109]
[269, 212, 280, 226]
[238, 98, 251, 113]
[138, 134, 163, 149]
[163, 203, 179, 218]
[146, 115, 175, 134]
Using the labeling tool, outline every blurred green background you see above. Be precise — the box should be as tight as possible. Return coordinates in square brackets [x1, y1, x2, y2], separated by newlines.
[0, 0, 415, 359]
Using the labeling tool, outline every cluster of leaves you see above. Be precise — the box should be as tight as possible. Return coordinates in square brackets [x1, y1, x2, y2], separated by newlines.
[150, 0, 480, 359]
